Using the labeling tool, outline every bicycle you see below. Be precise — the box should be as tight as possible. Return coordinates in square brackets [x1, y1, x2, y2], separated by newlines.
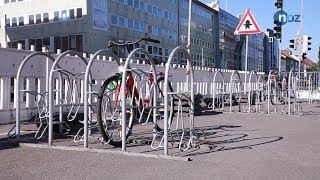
[96, 37, 175, 147]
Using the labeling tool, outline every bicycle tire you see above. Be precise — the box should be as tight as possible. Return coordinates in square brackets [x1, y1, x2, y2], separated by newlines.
[155, 76, 175, 132]
[97, 75, 135, 147]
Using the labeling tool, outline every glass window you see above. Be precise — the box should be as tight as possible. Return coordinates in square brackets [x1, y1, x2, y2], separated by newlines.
[164, 11, 168, 19]
[43, 13, 49, 23]
[61, 10, 67, 21]
[128, 0, 133, 6]
[61, 36, 68, 52]
[158, 9, 162, 17]
[54, 11, 59, 21]
[111, 14, 118, 25]
[76, 34, 83, 52]
[35, 38, 42, 51]
[128, 19, 133, 29]
[140, 1, 145, 11]
[148, 46, 152, 54]
[152, 6, 157, 16]
[11, 0, 16, 2]
[4, 0, 9, 4]
[36, 14, 41, 24]
[29, 15, 34, 24]
[139, 23, 146, 32]
[134, 21, 139, 31]
[69, 35, 76, 50]
[76, 8, 82, 18]
[148, 25, 152, 34]
[54, 36, 61, 53]
[12, 17, 17, 27]
[69, 9, 75, 19]
[134, 0, 139, 9]
[118, 16, 125, 27]
[147, 4, 152, 13]
[18, 16, 24, 26]
[43, 37, 50, 47]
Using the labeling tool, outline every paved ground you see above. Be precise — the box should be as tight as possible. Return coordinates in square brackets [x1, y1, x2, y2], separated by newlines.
[1, 102, 320, 180]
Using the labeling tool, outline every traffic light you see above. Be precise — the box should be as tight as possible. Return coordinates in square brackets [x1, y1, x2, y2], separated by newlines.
[302, 35, 312, 52]
[302, 52, 307, 60]
[275, 0, 283, 9]
[274, 25, 282, 39]
[289, 38, 297, 50]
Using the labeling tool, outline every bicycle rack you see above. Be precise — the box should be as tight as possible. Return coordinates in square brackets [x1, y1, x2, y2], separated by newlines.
[162, 46, 195, 155]
[247, 70, 264, 113]
[211, 71, 226, 111]
[82, 49, 119, 148]
[229, 70, 243, 113]
[267, 69, 279, 114]
[48, 50, 89, 145]
[13, 50, 65, 141]
[120, 48, 158, 152]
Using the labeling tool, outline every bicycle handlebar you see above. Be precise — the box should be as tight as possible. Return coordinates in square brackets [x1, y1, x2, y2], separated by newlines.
[107, 37, 160, 48]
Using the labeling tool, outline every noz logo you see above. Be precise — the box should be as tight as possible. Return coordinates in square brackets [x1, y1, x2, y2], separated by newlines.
[274, 10, 301, 25]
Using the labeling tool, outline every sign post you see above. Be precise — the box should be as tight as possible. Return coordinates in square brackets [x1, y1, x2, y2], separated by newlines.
[235, 9, 261, 93]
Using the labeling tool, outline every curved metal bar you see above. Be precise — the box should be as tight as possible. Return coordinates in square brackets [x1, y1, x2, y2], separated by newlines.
[83, 49, 117, 148]
[288, 69, 295, 115]
[212, 71, 225, 111]
[121, 48, 157, 152]
[15, 52, 56, 141]
[229, 70, 242, 112]
[48, 50, 88, 145]
[164, 46, 194, 155]
[248, 70, 258, 113]
[267, 69, 277, 114]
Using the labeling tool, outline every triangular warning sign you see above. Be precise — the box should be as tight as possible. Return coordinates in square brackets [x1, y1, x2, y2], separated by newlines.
[235, 9, 261, 35]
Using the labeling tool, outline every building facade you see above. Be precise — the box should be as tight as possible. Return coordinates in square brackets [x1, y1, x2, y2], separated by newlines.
[0, 0, 219, 67]
[218, 9, 242, 70]
[263, 29, 280, 74]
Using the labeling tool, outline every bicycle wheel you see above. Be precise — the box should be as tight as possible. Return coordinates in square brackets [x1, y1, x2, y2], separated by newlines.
[155, 76, 174, 132]
[97, 75, 135, 147]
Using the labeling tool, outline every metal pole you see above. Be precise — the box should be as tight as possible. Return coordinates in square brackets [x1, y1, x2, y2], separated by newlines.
[278, 39, 282, 72]
[186, 0, 192, 89]
[244, 34, 249, 92]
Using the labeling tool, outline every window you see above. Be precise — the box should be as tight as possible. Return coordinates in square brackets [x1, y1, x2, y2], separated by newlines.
[6, 18, 10, 27]
[11, 0, 16, 2]
[69, 9, 75, 19]
[147, 4, 152, 13]
[128, 19, 133, 29]
[69, 35, 76, 50]
[36, 14, 41, 24]
[61, 36, 68, 52]
[152, 6, 157, 16]
[76, 8, 82, 18]
[118, 16, 125, 27]
[134, 21, 139, 31]
[18, 16, 24, 26]
[54, 11, 59, 21]
[134, 0, 139, 9]
[61, 10, 67, 21]
[140, 23, 146, 32]
[43, 13, 49, 23]
[54, 36, 61, 53]
[29, 15, 34, 24]
[128, 0, 133, 6]
[43, 37, 50, 47]
[12, 17, 17, 27]
[148, 25, 152, 34]
[4, 0, 9, 4]
[76, 34, 83, 52]
[140, 1, 145, 11]
[35, 38, 42, 51]
[111, 15, 117, 25]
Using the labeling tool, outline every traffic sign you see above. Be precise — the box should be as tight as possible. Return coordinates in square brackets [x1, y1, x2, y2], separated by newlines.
[235, 9, 261, 35]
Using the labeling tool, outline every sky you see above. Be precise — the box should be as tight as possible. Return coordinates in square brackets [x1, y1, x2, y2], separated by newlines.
[200, 0, 319, 63]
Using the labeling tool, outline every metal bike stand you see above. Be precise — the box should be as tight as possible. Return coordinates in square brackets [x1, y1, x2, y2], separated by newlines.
[229, 70, 242, 113]
[164, 46, 194, 155]
[48, 50, 88, 145]
[288, 70, 297, 115]
[248, 70, 258, 113]
[83, 49, 119, 148]
[267, 69, 277, 114]
[212, 71, 225, 111]
[15, 51, 59, 141]
[121, 48, 157, 152]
